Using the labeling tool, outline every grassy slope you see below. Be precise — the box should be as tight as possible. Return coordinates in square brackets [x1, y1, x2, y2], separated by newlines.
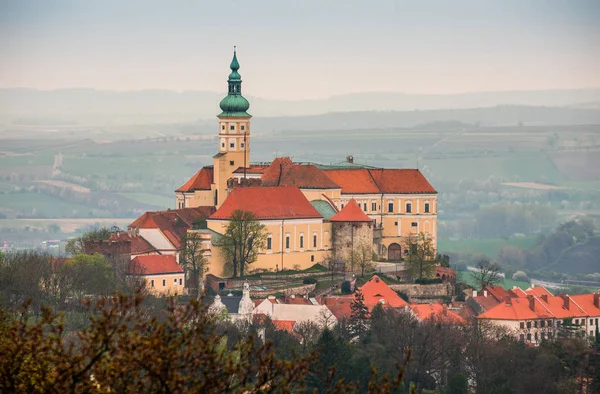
[458, 271, 530, 291]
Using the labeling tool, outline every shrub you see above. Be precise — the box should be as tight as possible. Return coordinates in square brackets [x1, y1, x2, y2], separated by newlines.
[512, 270, 529, 281]
[303, 277, 317, 285]
[341, 281, 352, 294]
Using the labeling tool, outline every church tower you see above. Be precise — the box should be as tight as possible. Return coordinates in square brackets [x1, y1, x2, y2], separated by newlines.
[213, 48, 252, 208]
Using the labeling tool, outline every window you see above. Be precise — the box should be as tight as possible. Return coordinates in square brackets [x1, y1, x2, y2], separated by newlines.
[313, 234, 317, 248]
[174, 278, 177, 283]
[230, 125, 235, 131]
[230, 143, 235, 148]
[179, 278, 182, 285]
[241, 125, 245, 131]
[285, 235, 290, 249]
[229, 160, 234, 166]
[520, 322, 525, 329]
[388, 202, 394, 213]
[151, 280, 155, 288]
[371, 202, 377, 211]
[240, 142, 245, 148]
[311, 255, 314, 262]
[575, 319, 579, 325]
[590, 319, 594, 325]
[548, 320, 552, 327]
[411, 222, 417, 227]
[406, 202, 412, 213]
[300, 235, 304, 249]
[221, 142, 225, 148]
[526, 333, 531, 341]
[267, 237, 272, 250]
[162, 279, 166, 287]
[534, 321, 538, 328]
[519, 334, 525, 342]
[534, 332, 538, 341]
[424, 202, 430, 213]
[541, 320, 545, 327]
[363, 203, 367, 211]
[341, 204, 344, 209]
[394, 221, 398, 226]
[526, 321, 531, 329]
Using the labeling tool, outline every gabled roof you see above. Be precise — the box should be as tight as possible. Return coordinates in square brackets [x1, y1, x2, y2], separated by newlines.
[483, 285, 512, 302]
[176, 166, 214, 192]
[322, 168, 437, 194]
[360, 275, 408, 309]
[129, 255, 183, 275]
[210, 186, 322, 220]
[310, 200, 338, 220]
[260, 157, 341, 189]
[321, 296, 354, 320]
[329, 198, 372, 222]
[569, 294, 600, 317]
[525, 286, 553, 298]
[410, 303, 465, 324]
[129, 207, 215, 249]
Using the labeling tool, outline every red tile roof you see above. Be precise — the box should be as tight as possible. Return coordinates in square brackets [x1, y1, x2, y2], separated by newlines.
[471, 295, 501, 311]
[478, 296, 554, 321]
[323, 168, 436, 194]
[368, 169, 437, 194]
[129, 207, 215, 249]
[321, 296, 354, 320]
[176, 167, 214, 192]
[483, 285, 512, 302]
[410, 303, 465, 324]
[210, 186, 322, 220]
[329, 199, 373, 222]
[569, 294, 600, 317]
[261, 158, 340, 189]
[109, 232, 157, 255]
[360, 275, 409, 309]
[233, 164, 270, 174]
[129, 255, 183, 275]
[272, 320, 296, 332]
[323, 169, 380, 194]
[525, 286, 553, 298]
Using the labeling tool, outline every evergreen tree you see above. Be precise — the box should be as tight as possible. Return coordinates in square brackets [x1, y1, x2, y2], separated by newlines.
[349, 289, 370, 340]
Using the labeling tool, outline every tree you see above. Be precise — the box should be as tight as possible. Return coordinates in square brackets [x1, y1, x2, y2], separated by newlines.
[470, 260, 503, 290]
[349, 289, 370, 340]
[403, 232, 436, 280]
[437, 253, 450, 268]
[347, 241, 374, 277]
[180, 231, 209, 298]
[59, 254, 116, 299]
[222, 210, 267, 277]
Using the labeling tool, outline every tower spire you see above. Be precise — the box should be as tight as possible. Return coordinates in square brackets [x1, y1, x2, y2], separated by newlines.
[219, 47, 250, 117]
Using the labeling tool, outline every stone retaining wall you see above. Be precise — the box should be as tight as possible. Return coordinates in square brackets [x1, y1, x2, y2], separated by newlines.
[250, 284, 316, 298]
[390, 283, 453, 299]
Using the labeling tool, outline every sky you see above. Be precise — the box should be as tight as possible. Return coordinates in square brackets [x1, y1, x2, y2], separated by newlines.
[1, 0, 599, 100]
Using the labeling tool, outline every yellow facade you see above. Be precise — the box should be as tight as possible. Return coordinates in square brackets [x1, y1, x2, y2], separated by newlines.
[140, 273, 186, 296]
[206, 218, 332, 275]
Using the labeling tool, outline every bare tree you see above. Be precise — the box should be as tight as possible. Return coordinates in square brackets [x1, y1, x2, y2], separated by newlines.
[347, 241, 374, 277]
[403, 232, 437, 280]
[222, 210, 267, 277]
[470, 260, 503, 290]
[180, 231, 209, 298]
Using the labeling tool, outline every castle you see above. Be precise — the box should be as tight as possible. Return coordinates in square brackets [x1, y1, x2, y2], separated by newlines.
[128, 49, 438, 278]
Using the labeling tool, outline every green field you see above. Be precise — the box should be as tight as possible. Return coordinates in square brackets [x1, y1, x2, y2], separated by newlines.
[0, 193, 108, 218]
[119, 193, 174, 209]
[438, 236, 539, 259]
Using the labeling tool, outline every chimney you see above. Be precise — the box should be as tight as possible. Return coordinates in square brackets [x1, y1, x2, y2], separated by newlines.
[541, 294, 548, 303]
[483, 290, 488, 298]
[504, 296, 512, 306]
[561, 294, 570, 310]
[527, 295, 535, 311]
[473, 290, 478, 298]
[594, 293, 599, 309]
[531, 284, 535, 288]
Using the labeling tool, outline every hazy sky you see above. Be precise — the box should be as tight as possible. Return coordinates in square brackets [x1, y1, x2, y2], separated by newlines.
[1, 0, 599, 99]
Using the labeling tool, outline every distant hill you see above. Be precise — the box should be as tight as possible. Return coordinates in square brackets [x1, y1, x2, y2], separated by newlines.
[1, 88, 600, 126]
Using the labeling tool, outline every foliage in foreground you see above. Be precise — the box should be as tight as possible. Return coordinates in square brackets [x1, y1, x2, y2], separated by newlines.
[0, 292, 413, 394]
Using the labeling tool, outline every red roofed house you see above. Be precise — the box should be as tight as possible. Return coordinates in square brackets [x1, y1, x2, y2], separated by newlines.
[129, 255, 185, 296]
[477, 285, 600, 345]
[131, 49, 438, 277]
[410, 303, 465, 324]
[359, 275, 409, 310]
